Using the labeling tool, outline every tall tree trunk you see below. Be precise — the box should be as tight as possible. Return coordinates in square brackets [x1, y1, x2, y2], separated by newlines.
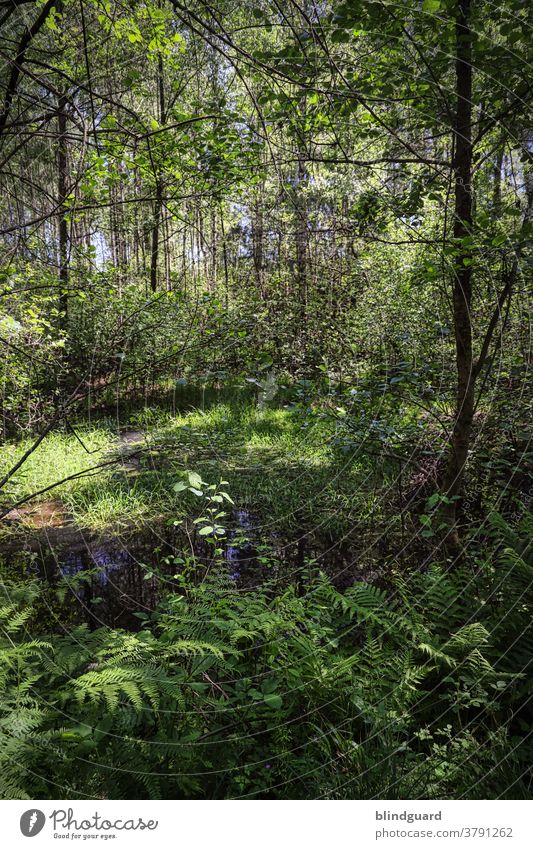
[150, 181, 162, 292]
[442, 0, 474, 548]
[252, 191, 264, 297]
[219, 205, 229, 306]
[492, 146, 504, 215]
[295, 153, 308, 322]
[150, 53, 165, 292]
[58, 89, 68, 320]
[210, 205, 217, 292]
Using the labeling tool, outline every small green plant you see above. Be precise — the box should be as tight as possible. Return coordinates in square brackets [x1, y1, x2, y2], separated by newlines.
[419, 492, 460, 538]
[173, 470, 234, 544]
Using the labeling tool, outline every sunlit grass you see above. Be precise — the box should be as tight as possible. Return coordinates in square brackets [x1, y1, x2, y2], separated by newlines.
[0, 427, 114, 505]
[64, 481, 162, 529]
[1, 400, 388, 536]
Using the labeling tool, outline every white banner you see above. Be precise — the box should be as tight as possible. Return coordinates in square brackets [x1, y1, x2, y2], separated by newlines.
[1, 800, 531, 849]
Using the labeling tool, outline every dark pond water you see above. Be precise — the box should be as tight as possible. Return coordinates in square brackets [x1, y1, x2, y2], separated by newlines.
[1, 504, 374, 631]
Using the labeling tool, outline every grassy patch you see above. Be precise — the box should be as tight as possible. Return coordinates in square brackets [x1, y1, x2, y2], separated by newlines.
[0, 426, 114, 509]
[1, 401, 391, 537]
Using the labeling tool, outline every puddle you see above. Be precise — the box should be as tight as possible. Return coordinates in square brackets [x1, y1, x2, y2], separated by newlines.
[225, 509, 258, 581]
[1, 506, 377, 631]
[48, 539, 159, 630]
[0, 385, 377, 628]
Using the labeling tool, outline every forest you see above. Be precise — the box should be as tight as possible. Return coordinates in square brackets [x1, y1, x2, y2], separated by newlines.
[0, 0, 531, 801]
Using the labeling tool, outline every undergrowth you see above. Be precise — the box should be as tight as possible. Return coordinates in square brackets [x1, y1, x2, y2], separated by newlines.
[0, 512, 530, 800]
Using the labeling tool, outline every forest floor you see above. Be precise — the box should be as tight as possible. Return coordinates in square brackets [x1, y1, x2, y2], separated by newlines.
[1, 398, 395, 534]
[0, 392, 530, 800]
[0, 395, 406, 624]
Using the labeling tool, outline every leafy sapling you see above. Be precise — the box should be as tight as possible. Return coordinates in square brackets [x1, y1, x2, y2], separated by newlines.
[173, 470, 234, 546]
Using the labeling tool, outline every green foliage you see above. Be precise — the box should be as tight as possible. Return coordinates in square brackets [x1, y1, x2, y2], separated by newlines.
[0, 0, 531, 805]
[0, 513, 530, 799]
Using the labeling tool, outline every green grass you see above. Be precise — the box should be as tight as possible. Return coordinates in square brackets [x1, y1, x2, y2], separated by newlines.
[0, 401, 391, 537]
[0, 426, 113, 505]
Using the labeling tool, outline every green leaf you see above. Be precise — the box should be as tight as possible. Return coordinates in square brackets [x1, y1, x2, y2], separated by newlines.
[258, 352, 273, 371]
[187, 471, 203, 489]
[422, 0, 441, 11]
[263, 692, 283, 709]
[198, 526, 214, 535]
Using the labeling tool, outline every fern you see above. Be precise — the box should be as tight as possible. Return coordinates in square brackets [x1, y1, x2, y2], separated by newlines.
[0, 509, 530, 800]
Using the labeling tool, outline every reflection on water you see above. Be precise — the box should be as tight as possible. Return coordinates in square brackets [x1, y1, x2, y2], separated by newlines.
[60, 546, 132, 584]
[41, 538, 159, 630]
[225, 508, 256, 580]
[3, 504, 374, 631]
[12, 510, 263, 629]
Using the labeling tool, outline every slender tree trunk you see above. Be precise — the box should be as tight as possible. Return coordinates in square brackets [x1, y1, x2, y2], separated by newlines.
[252, 191, 264, 296]
[182, 225, 187, 296]
[210, 205, 217, 291]
[150, 53, 165, 292]
[58, 89, 68, 320]
[219, 205, 229, 304]
[295, 154, 308, 322]
[150, 181, 162, 292]
[492, 146, 504, 215]
[442, 0, 474, 548]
